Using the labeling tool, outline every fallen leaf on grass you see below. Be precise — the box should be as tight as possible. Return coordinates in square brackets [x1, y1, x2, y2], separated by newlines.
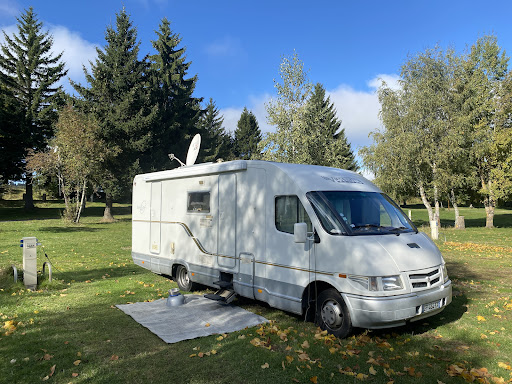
[73, 360, 81, 366]
[298, 353, 310, 362]
[369, 366, 377, 375]
[42, 365, 56, 381]
[110, 355, 119, 361]
[477, 315, 486, 322]
[72, 373, 79, 377]
[498, 362, 511, 370]
[310, 376, 318, 383]
[261, 363, 269, 369]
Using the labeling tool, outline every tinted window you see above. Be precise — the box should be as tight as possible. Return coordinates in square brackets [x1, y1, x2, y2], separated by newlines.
[307, 191, 416, 236]
[187, 192, 210, 212]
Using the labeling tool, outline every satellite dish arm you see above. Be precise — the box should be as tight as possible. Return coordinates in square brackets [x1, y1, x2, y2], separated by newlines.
[168, 153, 185, 167]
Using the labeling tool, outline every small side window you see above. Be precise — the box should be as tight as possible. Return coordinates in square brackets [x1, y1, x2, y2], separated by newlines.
[187, 192, 210, 212]
[275, 195, 312, 234]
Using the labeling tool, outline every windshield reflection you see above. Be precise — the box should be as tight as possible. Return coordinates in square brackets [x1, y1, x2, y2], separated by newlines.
[306, 191, 417, 236]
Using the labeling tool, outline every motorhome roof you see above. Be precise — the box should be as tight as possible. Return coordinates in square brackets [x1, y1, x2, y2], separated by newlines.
[268, 161, 380, 193]
[139, 160, 379, 193]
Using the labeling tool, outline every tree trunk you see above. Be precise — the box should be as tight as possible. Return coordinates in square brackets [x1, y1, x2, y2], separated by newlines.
[484, 204, 495, 228]
[102, 193, 115, 222]
[75, 180, 87, 223]
[59, 174, 70, 213]
[482, 178, 495, 228]
[449, 189, 461, 228]
[419, 182, 434, 222]
[24, 174, 35, 210]
[434, 184, 441, 228]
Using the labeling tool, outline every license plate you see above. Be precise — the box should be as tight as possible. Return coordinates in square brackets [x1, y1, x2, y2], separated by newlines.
[423, 300, 441, 313]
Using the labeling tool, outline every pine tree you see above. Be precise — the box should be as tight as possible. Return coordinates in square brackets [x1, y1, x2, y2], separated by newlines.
[0, 84, 24, 182]
[72, 8, 157, 221]
[198, 98, 232, 163]
[304, 83, 358, 170]
[0, 7, 67, 208]
[145, 18, 202, 171]
[234, 107, 261, 159]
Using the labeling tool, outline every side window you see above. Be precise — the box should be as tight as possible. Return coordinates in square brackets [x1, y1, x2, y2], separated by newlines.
[187, 191, 210, 212]
[275, 195, 312, 234]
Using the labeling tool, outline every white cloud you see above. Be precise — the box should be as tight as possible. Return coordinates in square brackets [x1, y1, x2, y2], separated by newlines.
[222, 107, 243, 135]
[367, 73, 401, 91]
[49, 25, 98, 89]
[327, 73, 401, 153]
[327, 84, 381, 151]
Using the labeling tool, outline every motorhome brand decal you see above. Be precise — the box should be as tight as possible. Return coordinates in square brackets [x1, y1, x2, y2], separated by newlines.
[133, 219, 333, 276]
[321, 176, 364, 184]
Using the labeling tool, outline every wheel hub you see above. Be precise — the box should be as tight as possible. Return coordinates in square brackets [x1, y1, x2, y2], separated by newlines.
[321, 299, 343, 329]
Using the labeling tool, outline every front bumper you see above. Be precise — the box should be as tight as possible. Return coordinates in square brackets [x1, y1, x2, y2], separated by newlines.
[343, 280, 452, 329]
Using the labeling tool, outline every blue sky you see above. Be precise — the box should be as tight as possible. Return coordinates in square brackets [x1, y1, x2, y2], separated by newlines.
[1, 0, 511, 166]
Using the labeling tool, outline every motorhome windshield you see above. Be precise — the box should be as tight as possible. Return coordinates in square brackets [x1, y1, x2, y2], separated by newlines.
[306, 191, 416, 236]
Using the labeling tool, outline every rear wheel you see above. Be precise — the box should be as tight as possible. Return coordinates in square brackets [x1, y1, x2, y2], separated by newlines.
[316, 288, 352, 338]
[175, 265, 197, 291]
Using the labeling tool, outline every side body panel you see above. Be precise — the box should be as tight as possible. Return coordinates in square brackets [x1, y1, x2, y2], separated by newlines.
[234, 167, 266, 299]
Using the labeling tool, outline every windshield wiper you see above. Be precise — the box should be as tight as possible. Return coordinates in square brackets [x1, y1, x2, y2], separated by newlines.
[387, 226, 411, 235]
[352, 224, 386, 230]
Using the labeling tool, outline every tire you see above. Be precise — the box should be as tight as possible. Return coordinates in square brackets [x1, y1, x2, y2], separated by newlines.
[175, 265, 197, 292]
[316, 288, 352, 338]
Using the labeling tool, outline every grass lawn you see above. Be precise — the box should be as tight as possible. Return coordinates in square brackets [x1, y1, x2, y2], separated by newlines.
[0, 200, 511, 383]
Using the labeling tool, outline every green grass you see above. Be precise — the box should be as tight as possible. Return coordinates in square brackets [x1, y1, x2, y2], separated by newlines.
[1, 200, 511, 383]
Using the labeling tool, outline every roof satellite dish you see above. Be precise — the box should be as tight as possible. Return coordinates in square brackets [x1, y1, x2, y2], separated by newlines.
[186, 134, 201, 166]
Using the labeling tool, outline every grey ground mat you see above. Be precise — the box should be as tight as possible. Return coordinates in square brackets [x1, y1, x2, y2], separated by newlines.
[116, 294, 268, 343]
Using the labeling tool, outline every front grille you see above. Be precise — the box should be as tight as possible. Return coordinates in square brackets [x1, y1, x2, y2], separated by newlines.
[409, 267, 441, 290]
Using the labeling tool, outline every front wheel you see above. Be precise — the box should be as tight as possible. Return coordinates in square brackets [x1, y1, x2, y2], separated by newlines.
[316, 288, 352, 338]
[175, 265, 198, 292]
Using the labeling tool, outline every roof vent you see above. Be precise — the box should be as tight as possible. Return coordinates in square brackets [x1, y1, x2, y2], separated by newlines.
[407, 243, 420, 249]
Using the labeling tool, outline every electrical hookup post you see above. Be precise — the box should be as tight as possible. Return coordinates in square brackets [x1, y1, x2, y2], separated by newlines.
[20, 237, 40, 290]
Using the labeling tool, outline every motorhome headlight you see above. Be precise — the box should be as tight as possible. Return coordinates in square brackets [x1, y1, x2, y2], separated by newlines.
[348, 275, 370, 290]
[442, 263, 449, 283]
[380, 275, 403, 291]
[348, 275, 403, 291]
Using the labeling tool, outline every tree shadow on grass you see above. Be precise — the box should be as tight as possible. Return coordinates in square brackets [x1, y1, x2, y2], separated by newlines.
[37, 226, 103, 233]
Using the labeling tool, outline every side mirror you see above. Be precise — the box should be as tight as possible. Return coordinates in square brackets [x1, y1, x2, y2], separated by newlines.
[294, 222, 308, 243]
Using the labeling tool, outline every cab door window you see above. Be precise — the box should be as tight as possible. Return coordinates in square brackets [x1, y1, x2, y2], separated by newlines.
[275, 195, 312, 234]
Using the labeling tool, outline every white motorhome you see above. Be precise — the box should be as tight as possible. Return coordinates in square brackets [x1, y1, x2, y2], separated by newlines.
[131, 160, 452, 337]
